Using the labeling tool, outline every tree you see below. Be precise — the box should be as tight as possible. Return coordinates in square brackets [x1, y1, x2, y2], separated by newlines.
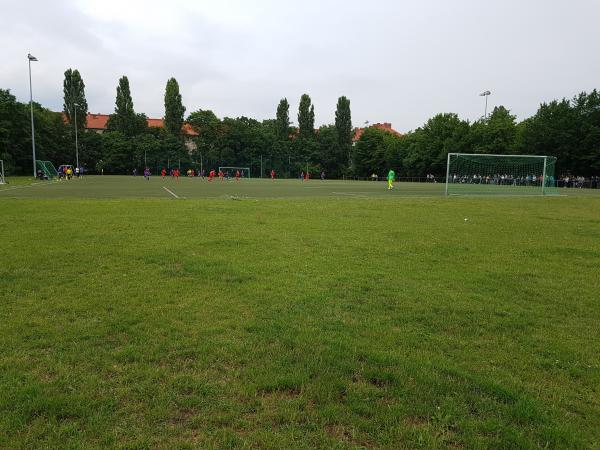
[62, 69, 88, 129]
[470, 106, 517, 155]
[353, 127, 388, 176]
[335, 96, 353, 171]
[335, 96, 352, 148]
[0, 89, 30, 173]
[298, 94, 315, 138]
[164, 77, 186, 136]
[276, 98, 290, 139]
[402, 113, 470, 176]
[107, 76, 140, 136]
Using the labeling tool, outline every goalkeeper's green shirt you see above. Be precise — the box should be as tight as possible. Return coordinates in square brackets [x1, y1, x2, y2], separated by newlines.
[388, 170, 395, 181]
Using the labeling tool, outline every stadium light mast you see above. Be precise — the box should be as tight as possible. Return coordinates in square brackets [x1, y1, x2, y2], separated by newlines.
[480, 90, 491, 119]
[28, 53, 38, 178]
[73, 102, 80, 171]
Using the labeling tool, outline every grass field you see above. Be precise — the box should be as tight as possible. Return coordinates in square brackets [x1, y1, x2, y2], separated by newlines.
[1, 176, 599, 448]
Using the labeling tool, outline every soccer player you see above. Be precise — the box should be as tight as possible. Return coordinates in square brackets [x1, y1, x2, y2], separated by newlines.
[320, 171, 325, 181]
[161, 168, 166, 179]
[208, 169, 215, 182]
[270, 169, 275, 180]
[235, 170, 240, 181]
[300, 171, 304, 181]
[387, 169, 395, 190]
[175, 168, 180, 181]
[218, 170, 224, 181]
[144, 167, 150, 180]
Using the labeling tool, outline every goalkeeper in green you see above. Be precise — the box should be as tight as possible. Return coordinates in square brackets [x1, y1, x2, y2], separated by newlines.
[387, 169, 395, 190]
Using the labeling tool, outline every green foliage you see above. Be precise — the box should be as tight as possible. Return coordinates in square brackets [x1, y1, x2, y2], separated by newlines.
[107, 76, 143, 137]
[297, 94, 315, 138]
[335, 95, 352, 147]
[470, 106, 517, 155]
[164, 78, 186, 136]
[275, 98, 290, 139]
[403, 113, 471, 176]
[62, 69, 88, 129]
[1, 89, 72, 174]
[515, 90, 600, 175]
[354, 127, 394, 176]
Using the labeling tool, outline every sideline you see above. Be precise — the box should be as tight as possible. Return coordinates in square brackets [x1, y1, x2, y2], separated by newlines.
[0, 181, 58, 193]
[162, 186, 182, 199]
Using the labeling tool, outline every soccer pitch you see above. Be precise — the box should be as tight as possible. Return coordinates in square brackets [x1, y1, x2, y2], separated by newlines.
[1, 177, 599, 448]
[0, 176, 448, 199]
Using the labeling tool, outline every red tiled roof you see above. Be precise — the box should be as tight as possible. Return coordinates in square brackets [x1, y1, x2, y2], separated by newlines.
[76, 113, 198, 136]
[87, 113, 110, 130]
[353, 122, 402, 141]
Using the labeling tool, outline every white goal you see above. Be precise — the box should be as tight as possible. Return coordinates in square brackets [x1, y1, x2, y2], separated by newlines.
[219, 167, 251, 179]
[445, 153, 558, 196]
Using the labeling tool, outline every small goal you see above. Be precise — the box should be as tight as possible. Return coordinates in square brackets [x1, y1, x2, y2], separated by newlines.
[445, 153, 558, 196]
[219, 167, 250, 179]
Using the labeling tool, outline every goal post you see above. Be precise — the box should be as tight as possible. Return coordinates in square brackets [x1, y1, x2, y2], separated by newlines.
[0, 160, 5, 184]
[218, 167, 251, 178]
[445, 153, 558, 196]
[36, 160, 59, 180]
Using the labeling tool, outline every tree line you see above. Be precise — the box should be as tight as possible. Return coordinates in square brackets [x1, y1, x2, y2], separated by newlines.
[1, 69, 598, 177]
[354, 92, 600, 178]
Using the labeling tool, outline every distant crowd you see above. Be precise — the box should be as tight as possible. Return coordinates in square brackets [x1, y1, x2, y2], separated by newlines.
[450, 174, 600, 188]
[557, 176, 600, 189]
[450, 174, 551, 186]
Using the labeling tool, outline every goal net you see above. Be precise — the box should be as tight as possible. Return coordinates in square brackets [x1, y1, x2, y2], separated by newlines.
[445, 153, 558, 196]
[218, 167, 250, 179]
[36, 160, 59, 179]
[0, 160, 5, 184]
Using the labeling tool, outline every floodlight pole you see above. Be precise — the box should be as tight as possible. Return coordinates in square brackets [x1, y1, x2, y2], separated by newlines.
[74, 103, 80, 171]
[480, 90, 491, 119]
[28, 53, 38, 178]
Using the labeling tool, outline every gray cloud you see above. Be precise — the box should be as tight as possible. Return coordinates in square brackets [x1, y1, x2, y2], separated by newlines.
[1, 0, 598, 131]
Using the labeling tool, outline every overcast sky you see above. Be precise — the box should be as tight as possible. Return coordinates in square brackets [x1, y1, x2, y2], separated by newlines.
[1, 0, 598, 131]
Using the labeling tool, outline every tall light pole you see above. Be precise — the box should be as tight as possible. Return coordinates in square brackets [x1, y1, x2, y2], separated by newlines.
[480, 90, 491, 119]
[28, 53, 38, 178]
[73, 102, 80, 171]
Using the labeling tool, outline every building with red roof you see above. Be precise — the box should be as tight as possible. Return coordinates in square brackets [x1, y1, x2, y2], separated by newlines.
[66, 113, 198, 151]
[83, 113, 198, 137]
[352, 122, 402, 143]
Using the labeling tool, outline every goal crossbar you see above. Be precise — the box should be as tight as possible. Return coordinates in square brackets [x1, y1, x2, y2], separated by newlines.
[446, 153, 550, 158]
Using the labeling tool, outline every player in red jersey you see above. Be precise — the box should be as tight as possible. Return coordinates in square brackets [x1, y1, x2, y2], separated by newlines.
[235, 170, 240, 181]
[208, 169, 215, 182]
[218, 170, 224, 181]
[270, 169, 275, 180]
[161, 168, 166, 179]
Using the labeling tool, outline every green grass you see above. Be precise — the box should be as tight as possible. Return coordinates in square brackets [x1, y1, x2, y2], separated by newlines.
[1, 177, 599, 448]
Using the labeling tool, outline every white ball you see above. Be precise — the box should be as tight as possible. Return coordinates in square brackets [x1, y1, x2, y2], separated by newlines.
[464, 218, 468, 221]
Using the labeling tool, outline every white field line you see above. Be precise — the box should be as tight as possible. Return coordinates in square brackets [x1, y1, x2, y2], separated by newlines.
[0, 181, 58, 193]
[331, 192, 369, 198]
[162, 186, 182, 199]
